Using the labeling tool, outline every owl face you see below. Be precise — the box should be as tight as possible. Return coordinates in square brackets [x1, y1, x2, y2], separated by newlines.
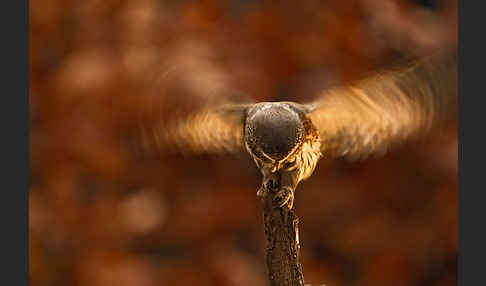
[244, 102, 306, 167]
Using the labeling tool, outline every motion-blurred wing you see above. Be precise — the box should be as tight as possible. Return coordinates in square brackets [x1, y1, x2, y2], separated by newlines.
[308, 50, 457, 161]
[140, 104, 251, 155]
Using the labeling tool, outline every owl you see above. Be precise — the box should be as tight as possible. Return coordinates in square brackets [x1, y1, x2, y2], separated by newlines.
[138, 50, 457, 209]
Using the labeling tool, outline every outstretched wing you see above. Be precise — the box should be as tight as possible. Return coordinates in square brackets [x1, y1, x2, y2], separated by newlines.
[307, 50, 457, 161]
[139, 103, 251, 156]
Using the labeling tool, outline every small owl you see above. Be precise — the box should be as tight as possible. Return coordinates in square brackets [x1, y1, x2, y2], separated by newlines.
[139, 50, 457, 209]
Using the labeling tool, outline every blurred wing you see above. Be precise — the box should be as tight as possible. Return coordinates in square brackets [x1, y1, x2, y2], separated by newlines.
[308, 50, 457, 161]
[139, 103, 251, 156]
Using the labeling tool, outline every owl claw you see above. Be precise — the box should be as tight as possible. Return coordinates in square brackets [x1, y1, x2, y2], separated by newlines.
[257, 187, 266, 197]
[258, 175, 277, 198]
[272, 187, 294, 209]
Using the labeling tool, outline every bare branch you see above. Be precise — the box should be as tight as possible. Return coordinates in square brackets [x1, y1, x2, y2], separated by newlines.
[261, 181, 305, 286]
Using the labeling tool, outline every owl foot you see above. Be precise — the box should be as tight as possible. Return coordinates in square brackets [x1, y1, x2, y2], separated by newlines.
[258, 175, 278, 197]
[272, 186, 294, 209]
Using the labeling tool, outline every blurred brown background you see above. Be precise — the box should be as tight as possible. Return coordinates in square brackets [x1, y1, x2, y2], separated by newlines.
[29, 0, 457, 285]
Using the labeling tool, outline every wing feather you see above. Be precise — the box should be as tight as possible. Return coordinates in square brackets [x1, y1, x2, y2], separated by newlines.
[139, 103, 250, 156]
[308, 50, 457, 160]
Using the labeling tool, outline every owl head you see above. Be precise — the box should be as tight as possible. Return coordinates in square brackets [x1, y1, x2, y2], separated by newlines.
[244, 102, 307, 167]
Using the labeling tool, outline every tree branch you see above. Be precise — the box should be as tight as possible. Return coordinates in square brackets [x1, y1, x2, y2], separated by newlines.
[261, 184, 305, 286]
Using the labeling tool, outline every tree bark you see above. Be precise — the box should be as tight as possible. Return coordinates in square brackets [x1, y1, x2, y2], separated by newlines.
[261, 185, 305, 286]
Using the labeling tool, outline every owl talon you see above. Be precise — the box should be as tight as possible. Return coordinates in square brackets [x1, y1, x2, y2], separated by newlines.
[258, 175, 277, 198]
[257, 187, 266, 197]
[272, 187, 294, 209]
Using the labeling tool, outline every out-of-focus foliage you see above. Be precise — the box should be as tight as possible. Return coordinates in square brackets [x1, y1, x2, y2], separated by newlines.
[30, 0, 457, 285]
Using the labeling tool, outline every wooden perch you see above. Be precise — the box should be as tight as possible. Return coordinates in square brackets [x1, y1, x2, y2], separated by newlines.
[260, 183, 305, 286]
